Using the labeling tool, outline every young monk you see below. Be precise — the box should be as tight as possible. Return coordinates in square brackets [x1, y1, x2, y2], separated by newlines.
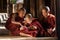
[5, 8, 26, 36]
[40, 6, 56, 37]
[19, 14, 48, 37]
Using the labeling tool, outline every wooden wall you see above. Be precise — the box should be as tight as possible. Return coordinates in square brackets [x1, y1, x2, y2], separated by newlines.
[24, 0, 56, 17]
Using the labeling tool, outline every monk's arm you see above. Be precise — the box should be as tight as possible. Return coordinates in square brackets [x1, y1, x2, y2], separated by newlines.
[20, 32, 33, 37]
[5, 17, 19, 31]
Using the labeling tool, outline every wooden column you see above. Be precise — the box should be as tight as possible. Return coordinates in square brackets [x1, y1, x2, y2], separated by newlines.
[30, 0, 44, 18]
[24, 0, 30, 13]
[36, 0, 44, 18]
[8, 0, 12, 16]
[56, 0, 60, 39]
[30, 0, 35, 17]
[50, 0, 56, 15]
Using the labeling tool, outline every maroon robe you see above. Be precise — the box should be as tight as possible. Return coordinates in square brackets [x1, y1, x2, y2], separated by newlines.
[40, 14, 56, 37]
[5, 14, 24, 36]
[20, 18, 48, 37]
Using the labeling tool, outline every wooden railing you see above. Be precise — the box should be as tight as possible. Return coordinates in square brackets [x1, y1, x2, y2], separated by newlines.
[0, 13, 9, 23]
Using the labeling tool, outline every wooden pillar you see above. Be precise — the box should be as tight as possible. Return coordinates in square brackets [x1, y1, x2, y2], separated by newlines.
[36, 0, 44, 18]
[50, 0, 56, 15]
[56, 0, 60, 39]
[8, 0, 12, 16]
[24, 0, 30, 13]
[30, 0, 44, 18]
[30, 0, 35, 17]
[24, 0, 44, 18]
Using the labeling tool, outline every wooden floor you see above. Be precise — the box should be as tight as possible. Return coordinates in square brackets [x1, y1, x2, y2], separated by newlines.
[0, 36, 57, 40]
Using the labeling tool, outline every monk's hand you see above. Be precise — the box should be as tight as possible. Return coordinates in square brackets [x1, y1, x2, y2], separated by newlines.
[20, 26, 28, 30]
[20, 26, 24, 30]
[20, 32, 33, 37]
[23, 21, 27, 25]
[47, 28, 53, 34]
[11, 21, 21, 25]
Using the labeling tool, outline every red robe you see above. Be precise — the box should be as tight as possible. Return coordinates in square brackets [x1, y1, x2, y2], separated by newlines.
[5, 14, 24, 36]
[40, 14, 56, 37]
[20, 19, 48, 37]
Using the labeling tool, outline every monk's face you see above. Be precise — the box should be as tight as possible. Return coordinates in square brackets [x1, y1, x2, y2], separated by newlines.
[42, 9, 48, 18]
[18, 10, 25, 18]
[24, 17, 31, 24]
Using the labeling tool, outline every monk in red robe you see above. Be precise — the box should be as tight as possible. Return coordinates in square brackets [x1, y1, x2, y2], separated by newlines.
[40, 7, 56, 37]
[5, 8, 26, 36]
[19, 14, 48, 37]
